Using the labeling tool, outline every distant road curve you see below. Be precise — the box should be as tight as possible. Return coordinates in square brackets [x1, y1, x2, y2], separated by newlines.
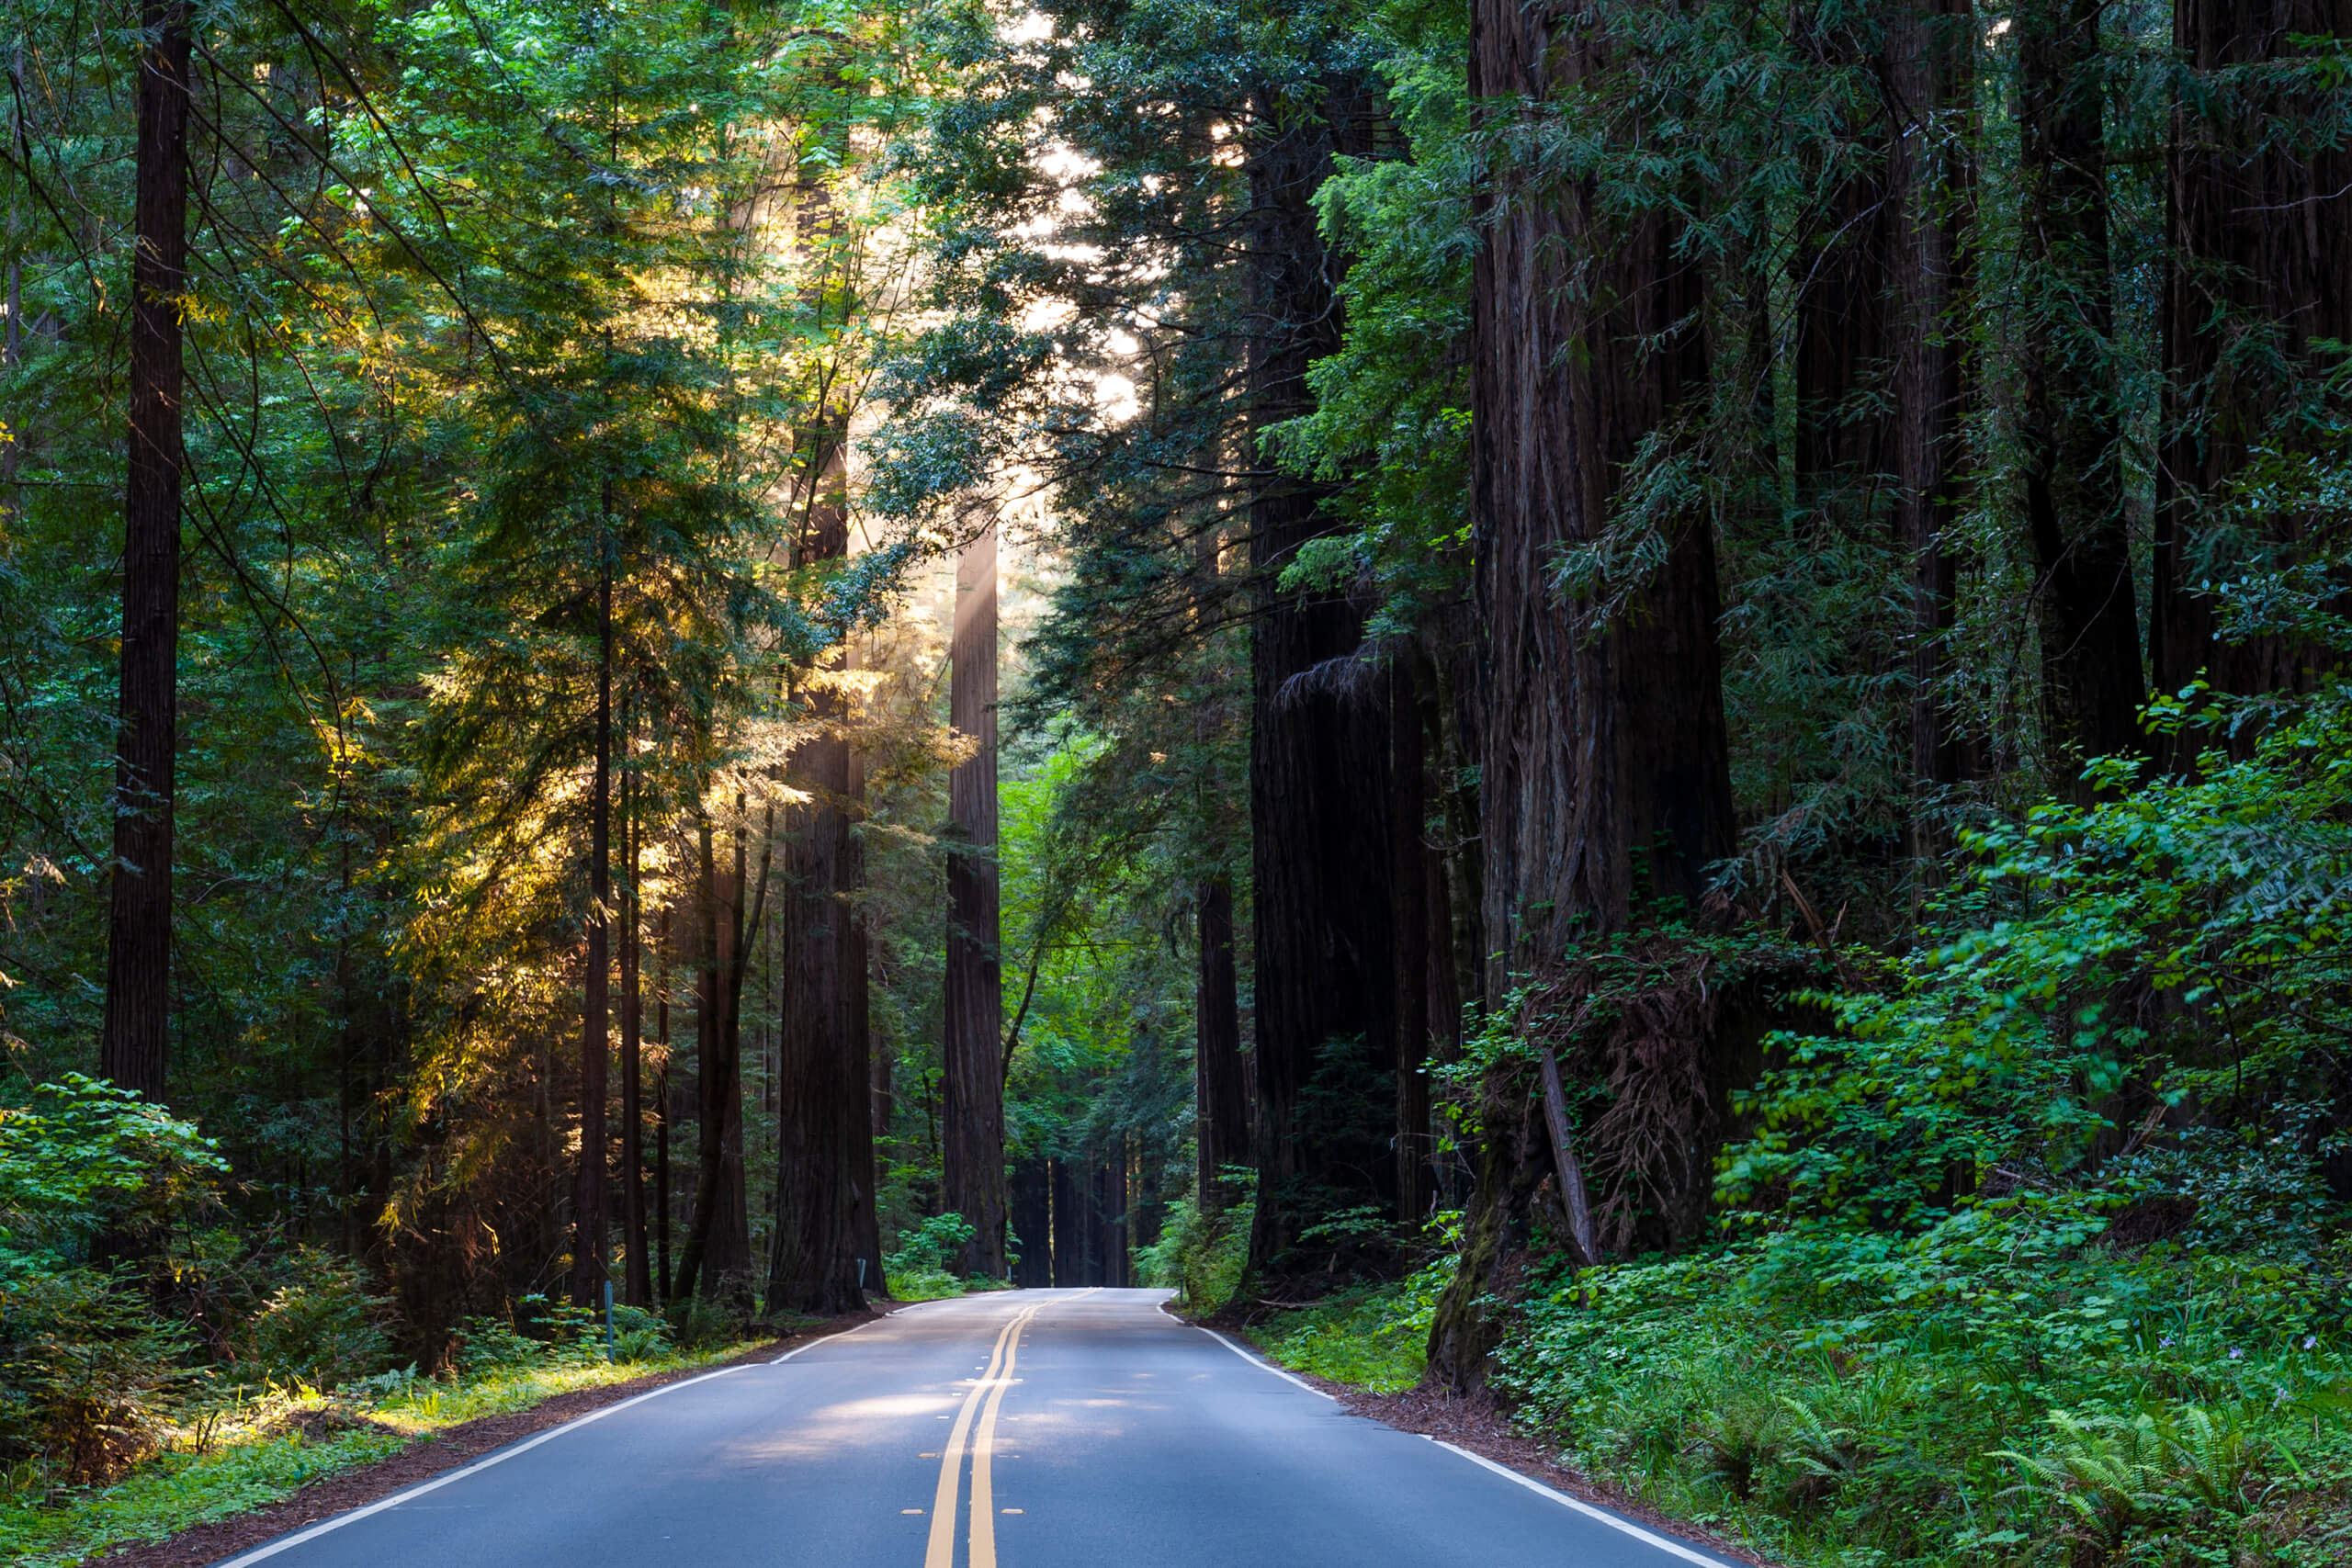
[215, 1288, 1743, 1568]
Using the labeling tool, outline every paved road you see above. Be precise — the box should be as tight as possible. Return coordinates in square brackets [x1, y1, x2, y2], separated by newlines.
[218, 1289, 1737, 1568]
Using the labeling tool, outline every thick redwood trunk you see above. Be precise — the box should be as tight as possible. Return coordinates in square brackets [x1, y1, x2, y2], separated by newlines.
[767, 390, 872, 1313]
[101, 0, 192, 1105]
[944, 523, 1007, 1277]
[1886, 0, 1972, 845]
[2155, 0, 2352, 753]
[572, 559, 613, 1308]
[1193, 876, 1249, 1207]
[1389, 664, 1430, 1226]
[1243, 80, 1398, 1282]
[655, 908, 673, 1302]
[676, 809, 750, 1302]
[2019, 0, 2144, 778]
[1430, 0, 1737, 1390]
[619, 731, 650, 1307]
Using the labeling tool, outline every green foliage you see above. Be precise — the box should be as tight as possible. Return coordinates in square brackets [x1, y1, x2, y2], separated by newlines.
[0, 1077, 226, 1267]
[1493, 1227, 2352, 1565]
[880, 1213, 972, 1300]
[1136, 1186, 1255, 1314]
[1253, 1251, 1455, 1395]
[243, 1252, 395, 1392]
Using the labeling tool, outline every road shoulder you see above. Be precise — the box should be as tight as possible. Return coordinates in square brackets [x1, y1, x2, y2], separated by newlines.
[1227, 1333, 1774, 1568]
[74, 1310, 880, 1568]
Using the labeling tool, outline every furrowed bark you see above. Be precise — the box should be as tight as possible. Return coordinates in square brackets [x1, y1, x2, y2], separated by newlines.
[572, 548, 613, 1309]
[1242, 75, 1398, 1284]
[2018, 0, 2145, 779]
[1429, 0, 1737, 1390]
[101, 0, 192, 1106]
[2154, 0, 2352, 755]
[944, 520, 1008, 1278]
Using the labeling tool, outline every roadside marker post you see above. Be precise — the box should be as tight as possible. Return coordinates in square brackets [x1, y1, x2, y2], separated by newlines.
[604, 1280, 615, 1362]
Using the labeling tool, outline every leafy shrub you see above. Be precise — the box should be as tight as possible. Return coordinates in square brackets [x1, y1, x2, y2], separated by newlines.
[0, 1078, 223, 1483]
[1253, 1247, 1453, 1393]
[245, 1250, 393, 1389]
[0, 1268, 191, 1484]
[885, 1213, 979, 1300]
[1135, 1180, 1253, 1314]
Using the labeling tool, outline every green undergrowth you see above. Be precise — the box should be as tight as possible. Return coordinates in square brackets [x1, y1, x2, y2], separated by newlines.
[880, 1212, 1016, 1302]
[1252, 1259, 1450, 1395]
[0, 1337, 763, 1568]
[1494, 1222, 2352, 1567]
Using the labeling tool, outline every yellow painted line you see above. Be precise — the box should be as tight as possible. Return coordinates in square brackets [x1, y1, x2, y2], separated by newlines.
[922, 1304, 1030, 1568]
[920, 1290, 1095, 1568]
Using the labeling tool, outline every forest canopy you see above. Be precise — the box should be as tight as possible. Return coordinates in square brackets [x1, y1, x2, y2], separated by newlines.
[3, 0, 2352, 1562]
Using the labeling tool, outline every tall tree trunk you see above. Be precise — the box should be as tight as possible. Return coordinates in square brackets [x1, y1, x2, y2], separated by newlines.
[1428, 0, 1737, 1391]
[944, 521, 1007, 1277]
[1886, 0, 1972, 853]
[1243, 78, 1398, 1283]
[1193, 876, 1248, 1208]
[619, 715, 650, 1307]
[101, 0, 192, 1105]
[1389, 661, 1430, 1226]
[2154, 0, 2352, 757]
[655, 907, 673, 1303]
[2019, 0, 2144, 779]
[572, 552, 613, 1308]
[845, 685, 884, 1279]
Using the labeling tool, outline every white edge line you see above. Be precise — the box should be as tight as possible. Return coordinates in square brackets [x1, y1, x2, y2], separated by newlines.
[209, 1366, 747, 1568]
[1424, 1438, 1736, 1568]
[1195, 1327, 1339, 1402]
[771, 1311, 899, 1364]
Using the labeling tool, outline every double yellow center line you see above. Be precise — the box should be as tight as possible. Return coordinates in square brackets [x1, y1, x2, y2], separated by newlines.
[922, 1290, 1092, 1568]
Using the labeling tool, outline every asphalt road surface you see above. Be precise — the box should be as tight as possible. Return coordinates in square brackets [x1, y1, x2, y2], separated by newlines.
[216, 1289, 1740, 1568]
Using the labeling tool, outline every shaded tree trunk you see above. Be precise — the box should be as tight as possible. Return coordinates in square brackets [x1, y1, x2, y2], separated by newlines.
[1193, 876, 1249, 1208]
[619, 716, 650, 1307]
[1389, 661, 1430, 1226]
[944, 521, 1008, 1278]
[2154, 0, 2352, 757]
[1429, 0, 1737, 1391]
[1886, 0, 1973, 852]
[655, 908, 673, 1303]
[572, 552, 613, 1308]
[101, 0, 192, 1105]
[1243, 78, 1398, 1283]
[2019, 0, 2144, 778]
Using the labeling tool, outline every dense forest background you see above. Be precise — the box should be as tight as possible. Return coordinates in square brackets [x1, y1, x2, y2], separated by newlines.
[4, 0, 2351, 1562]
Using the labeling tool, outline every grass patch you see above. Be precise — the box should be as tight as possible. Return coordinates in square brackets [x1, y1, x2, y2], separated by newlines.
[1253, 1259, 1450, 1395]
[0, 1341, 763, 1568]
[1494, 1228, 2352, 1566]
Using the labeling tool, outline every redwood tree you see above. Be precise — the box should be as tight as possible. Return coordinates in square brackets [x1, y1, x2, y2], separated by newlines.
[1428, 0, 1738, 1388]
[943, 520, 1008, 1278]
[100, 0, 192, 1106]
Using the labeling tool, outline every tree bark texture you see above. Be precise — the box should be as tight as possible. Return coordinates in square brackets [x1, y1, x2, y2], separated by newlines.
[101, 0, 192, 1104]
[1430, 0, 1738, 1390]
[2155, 0, 2352, 750]
[767, 497, 872, 1314]
[619, 730, 650, 1307]
[1243, 77, 1401, 1282]
[1885, 0, 1973, 843]
[1193, 876, 1249, 1207]
[944, 522, 1008, 1278]
[572, 558, 613, 1307]
[2019, 0, 2145, 778]
[1389, 663, 1431, 1226]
